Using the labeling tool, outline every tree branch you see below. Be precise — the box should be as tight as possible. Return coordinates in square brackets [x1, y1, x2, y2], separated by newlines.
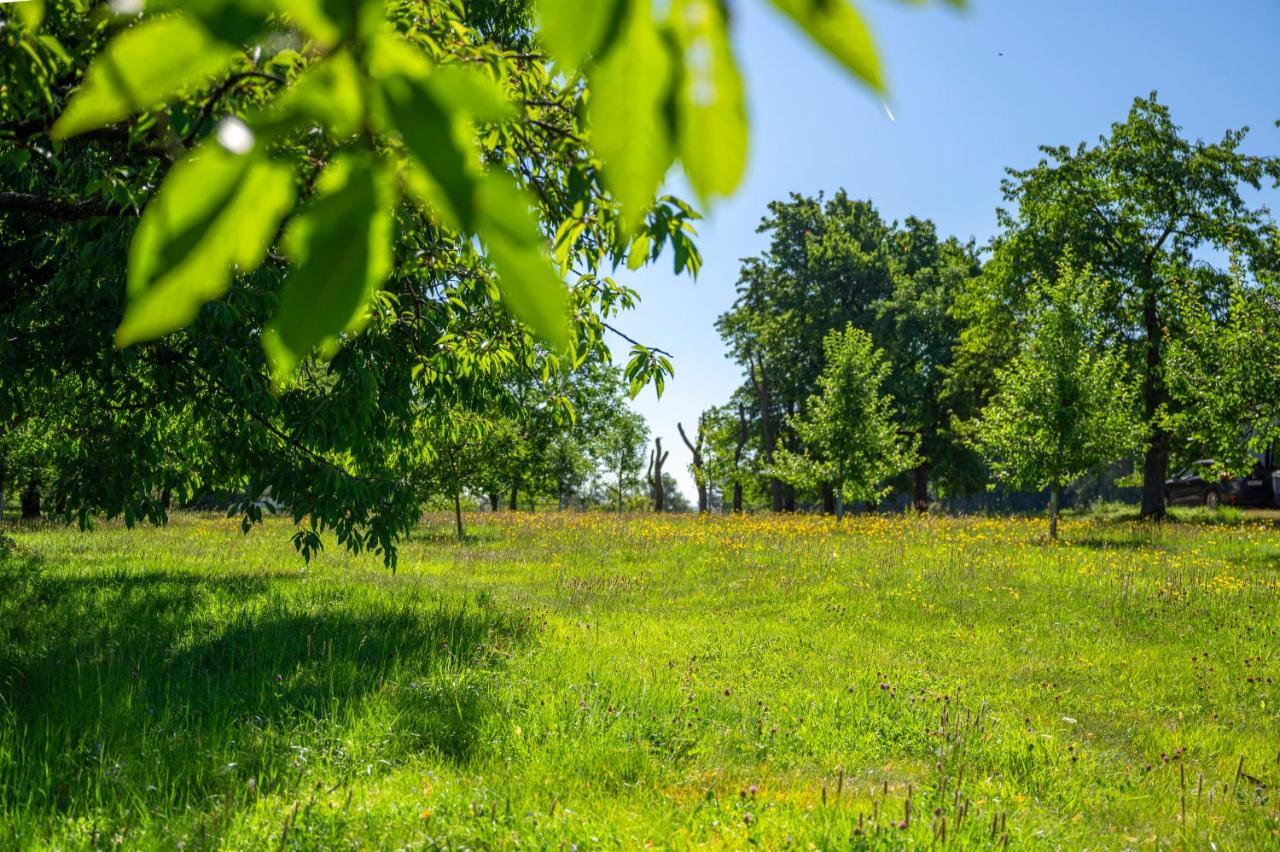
[0, 191, 121, 221]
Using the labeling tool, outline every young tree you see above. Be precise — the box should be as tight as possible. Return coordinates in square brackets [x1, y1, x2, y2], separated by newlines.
[597, 409, 649, 514]
[969, 260, 1141, 539]
[966, 94, 1280, 518]
[772, 326, 915, 519]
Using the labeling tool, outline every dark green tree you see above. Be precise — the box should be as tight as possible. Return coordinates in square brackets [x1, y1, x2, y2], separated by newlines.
[964, 94, 1280, 518]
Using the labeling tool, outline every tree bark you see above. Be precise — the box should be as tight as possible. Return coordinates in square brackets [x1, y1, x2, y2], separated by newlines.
[647, 438, 669, 512]
[1139, 286, 1169, 519]
[732, 403, 748, 513]
[508, 482, 518, 511]
[1049, 481, 1060, 541]
[913, 463, 930, 513]
[454, 492, 464, 540]
[20, 477, 40, 520]
[678, 420, 708, 514]
[749, 355, 784, 512]
[821, 483, 835, 515]
[161, 485, 173, 513]
[488, 493, 499, 511]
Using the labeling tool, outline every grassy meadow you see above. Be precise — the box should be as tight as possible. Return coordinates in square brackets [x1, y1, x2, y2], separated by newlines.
[1, 510, 1278, 848]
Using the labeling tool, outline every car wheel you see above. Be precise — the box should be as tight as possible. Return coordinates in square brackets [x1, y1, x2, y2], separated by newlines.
[1204, 489, 1220, 509]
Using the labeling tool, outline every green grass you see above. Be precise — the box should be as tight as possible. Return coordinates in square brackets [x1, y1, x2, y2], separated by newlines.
[2, 511, 1278, 848]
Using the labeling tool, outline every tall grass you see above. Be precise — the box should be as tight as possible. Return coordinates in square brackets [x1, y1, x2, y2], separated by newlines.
[2, 511, 1277, 847]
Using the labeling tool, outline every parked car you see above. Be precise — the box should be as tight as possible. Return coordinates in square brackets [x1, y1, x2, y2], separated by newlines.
[1165, 456, 1275, 508]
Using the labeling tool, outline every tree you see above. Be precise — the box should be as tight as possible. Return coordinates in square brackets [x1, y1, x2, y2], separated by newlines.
[771, 326, 915, 519]
[645, 437, 670, 512]
[699, 402, 753, 513]
[1, 0, 932, 560]
[1165, 262, 1280, 472]
[717, 194, 980, 512]
[968, 259, 1141, 539]
[660, 473, 692, 513]
[597, 409, 649, 514]
[967, 94, 1280, 519]
[677, 417, 708, 513]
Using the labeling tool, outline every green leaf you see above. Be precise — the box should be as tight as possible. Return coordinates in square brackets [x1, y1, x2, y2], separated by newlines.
[263, 154, 396, 387]
[118, 139, 295, 346]
[425, 66, 516, 123]
[52, 16, 236, 139]
[15, 0, 44, 32]
[477, 175, 570, 352]
[770, 0, 884, 92]
[537, 0, 622, 72]
[587, 0, 675, 232]
[671, 0, 748, 203]
[259, 51, 364, 140]
[383, 73, 478, 231]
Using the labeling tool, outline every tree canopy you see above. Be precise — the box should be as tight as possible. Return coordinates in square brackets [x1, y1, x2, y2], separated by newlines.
[960, 94, 1280, 517]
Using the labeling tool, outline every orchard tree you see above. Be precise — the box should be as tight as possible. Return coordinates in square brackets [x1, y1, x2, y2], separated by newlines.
[964, 94, 1280, 519]
[597, 408, 649, 514]
[1165, 262, 1280, 472]
[717, 195, 980, 511]
[771, 325, 915, 519]
[969, 260, 1141, 540]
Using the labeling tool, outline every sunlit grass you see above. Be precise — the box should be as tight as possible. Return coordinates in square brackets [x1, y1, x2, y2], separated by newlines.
[2, 510, 1278, 848]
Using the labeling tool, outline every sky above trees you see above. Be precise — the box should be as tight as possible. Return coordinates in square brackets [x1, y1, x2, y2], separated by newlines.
[625, 0, 1280, 498]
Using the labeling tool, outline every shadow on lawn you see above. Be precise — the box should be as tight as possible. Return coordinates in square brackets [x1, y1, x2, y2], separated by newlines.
[0, 551, 530, 825]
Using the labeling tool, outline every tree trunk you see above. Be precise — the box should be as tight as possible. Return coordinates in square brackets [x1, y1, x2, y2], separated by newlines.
[1049, 482, 1060, 541]
[488, 493, 499, 511]
[678, 420, 708, 514]
[647, 438, 668, 512]
[750, 355, 784, 512]
[508, 483, 518, 511]
[913, 463, 930, 513]
[454, 492, 464, 539]
[1139, 286, 1169, 519]
[835, 490, 845, 522]
[20, 477, 40, 520]
[732, 403, 748, 514]
[821, 483, 835, 515]
[161, 485, 173, 513]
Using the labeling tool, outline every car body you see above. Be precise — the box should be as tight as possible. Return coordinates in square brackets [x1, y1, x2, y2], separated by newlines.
[1165, 456, 1276, 508]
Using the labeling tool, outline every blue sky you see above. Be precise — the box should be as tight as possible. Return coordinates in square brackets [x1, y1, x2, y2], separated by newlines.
[615, 0, 1280, 499]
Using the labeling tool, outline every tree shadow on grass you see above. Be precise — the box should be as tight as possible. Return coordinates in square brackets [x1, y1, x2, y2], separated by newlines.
[0, 552, 531, 839]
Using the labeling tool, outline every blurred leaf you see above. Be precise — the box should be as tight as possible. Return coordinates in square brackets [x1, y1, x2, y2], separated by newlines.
[277, 0, 345, 47]
[118, 142, 295, 346]
[15, 0, 44, 31]
[477, 175, 570, 351]
[52, 16, 236, 139]
[537, 0, 622, 72]
[258, 51, 363, 140]
[426, 65, 515, 123]
[671, 0, 747, 203]
[383, 73, 478, 231]
[263, 154, 395, 386]
[588, 0, 675, 232]
[770, 0, 883, 92]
